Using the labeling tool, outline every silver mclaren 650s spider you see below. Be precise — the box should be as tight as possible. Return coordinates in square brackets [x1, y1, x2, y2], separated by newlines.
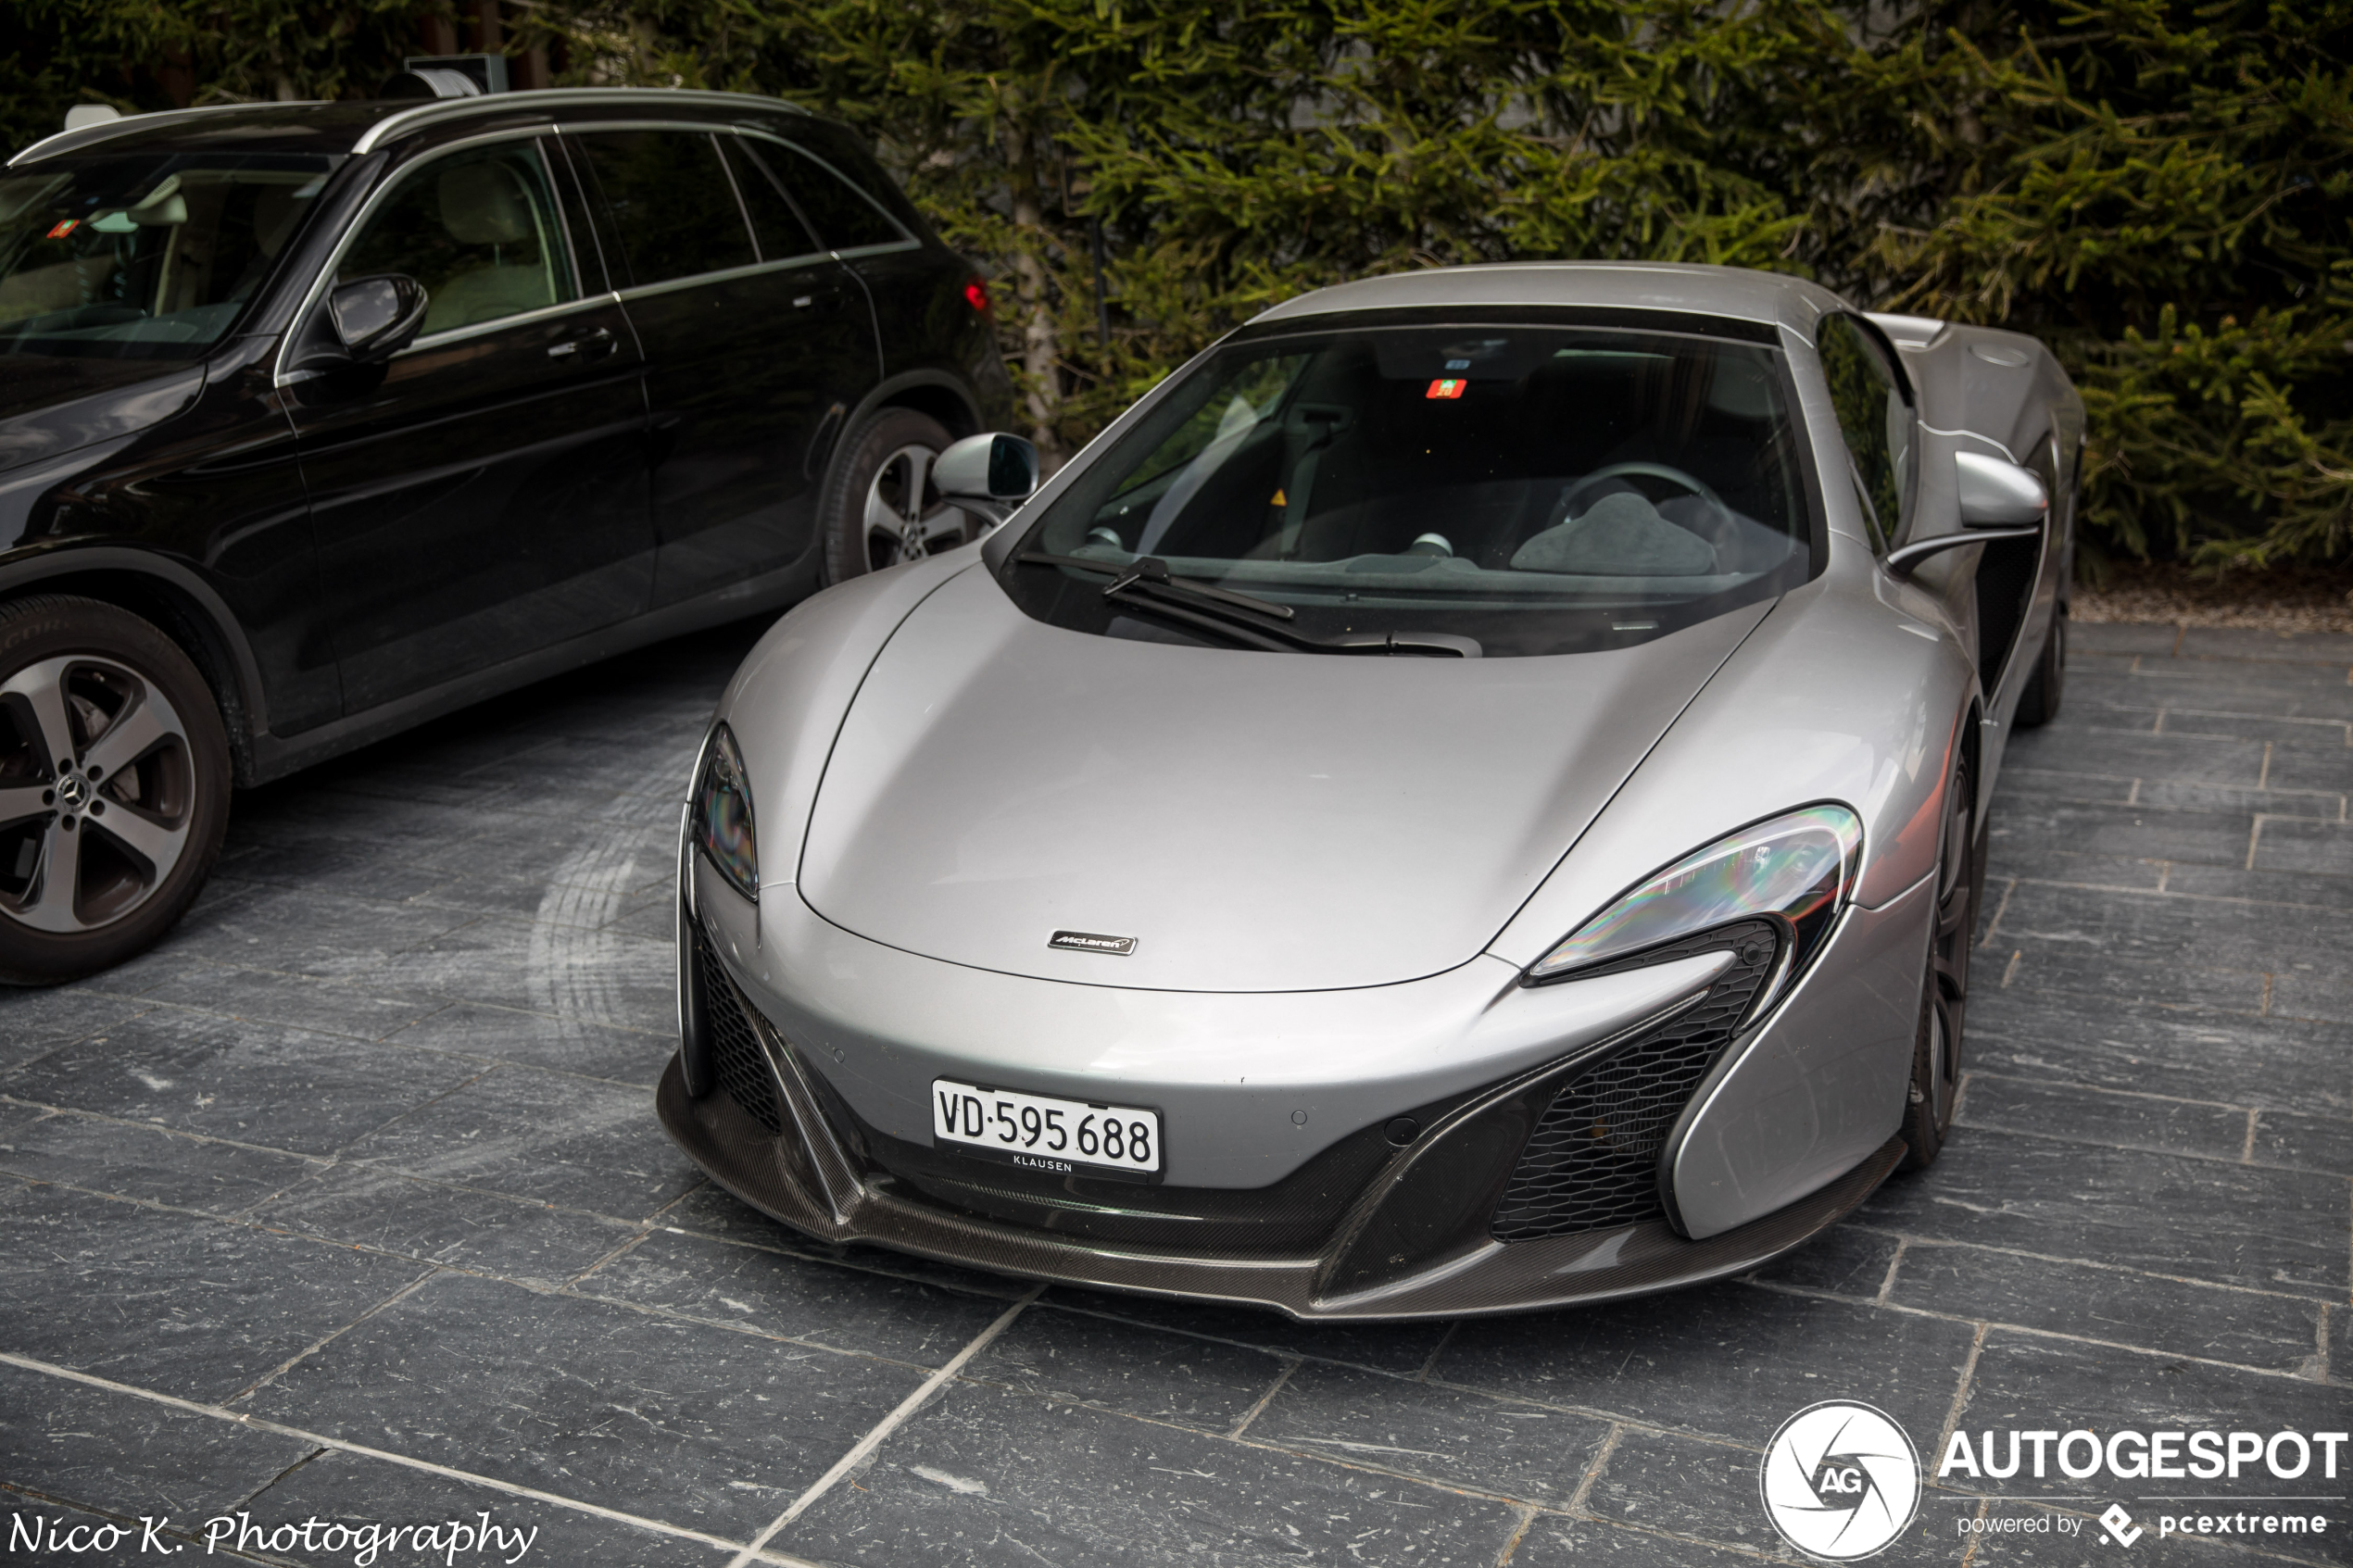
[659, 262, 2080, 1321]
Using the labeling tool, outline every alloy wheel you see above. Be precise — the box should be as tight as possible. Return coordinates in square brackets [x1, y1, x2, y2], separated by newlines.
[862, 443, 975, 572]
[1920, 760, 1976, 1135]
[0, 653, 197, 934]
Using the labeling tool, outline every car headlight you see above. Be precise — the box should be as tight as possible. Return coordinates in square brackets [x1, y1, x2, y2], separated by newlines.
[692, 722, 758, 901]
[1528, 804, 1861, 985]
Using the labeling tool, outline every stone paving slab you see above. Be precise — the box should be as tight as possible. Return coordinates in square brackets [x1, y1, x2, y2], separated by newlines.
[0, 989, 157, 1073]
[1857, 1125, 2347, 1299]
[252, 1162, 642, 1287]
[1967, 985, 2353, 1116]
[574, 1227, 1013, 1365]
[1247, 1360, 1613, 1507]
[0, 1106, 322, 1217]
[240, 1447, 749, 1567]
[0, 1178, 435, 1403]
[1433, 1282, 1982, 1444]
[5, 618, 2349, 1567]
[240, 1271, 933, 1543]
[333, 1060, 700, 1218]
[380, 998, 675, 1085]
[1883, 1244, 2324, 1374]
[0, 1358, 315, 1531]
[772, 1380, 1531, 1568]
[6, 1008, 490, 1157]
[966, 1304, 1290, 1436]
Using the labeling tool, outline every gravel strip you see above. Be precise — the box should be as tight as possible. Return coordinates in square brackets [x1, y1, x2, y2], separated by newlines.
[2073, 562, 2353, 634]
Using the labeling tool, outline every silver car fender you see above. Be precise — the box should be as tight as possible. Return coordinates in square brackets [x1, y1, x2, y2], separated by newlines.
[1487, 544, 1974, 972]
[707, 548, 981, 917]
[1669, 868, 1933, 1237]
[1484, 538, 1973, 1230]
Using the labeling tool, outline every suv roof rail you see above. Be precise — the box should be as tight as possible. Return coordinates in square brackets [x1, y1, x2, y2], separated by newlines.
[6, 87, 809, 169]
[8, 101, 322, 168]
[352, 86, 807, 154]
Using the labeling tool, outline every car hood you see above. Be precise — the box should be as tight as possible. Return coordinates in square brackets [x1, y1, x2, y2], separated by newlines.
[793, 566, 1770, 992]
[0, 356, 207, 476]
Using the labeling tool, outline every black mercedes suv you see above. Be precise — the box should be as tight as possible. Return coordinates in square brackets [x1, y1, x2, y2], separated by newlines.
[0, 88, 1014, 983]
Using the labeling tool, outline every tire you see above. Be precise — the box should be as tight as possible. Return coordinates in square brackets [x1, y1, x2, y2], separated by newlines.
[816, 408, 985, 586]
[0, 595, 232, 985]
[1900, 750, 1980, 1169]
[2013, 606, 2066, 727]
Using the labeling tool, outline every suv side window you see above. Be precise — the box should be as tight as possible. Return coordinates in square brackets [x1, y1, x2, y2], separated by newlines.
[1816, 313, 1914, 553]
[574, 131, 756, 286]
[337, 141, 576, 336]
[742, 139, 909, 253]
[718, 138, 822, 262]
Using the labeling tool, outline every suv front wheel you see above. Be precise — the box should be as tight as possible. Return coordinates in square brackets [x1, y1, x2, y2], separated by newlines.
[818, 408, 986, 584]
[0, 595, 231, 985]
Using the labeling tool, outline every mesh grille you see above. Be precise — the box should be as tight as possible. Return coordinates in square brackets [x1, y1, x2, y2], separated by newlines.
[698, 935, 782, 1135]
[1490, 922, 1777, 1243]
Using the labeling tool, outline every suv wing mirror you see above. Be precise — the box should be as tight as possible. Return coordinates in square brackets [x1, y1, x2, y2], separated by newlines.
[933, 432, 1038, 528]
[1887, 451, 2048, 576]
[330, 274, 430, 363]
[291, 275, 429, 372]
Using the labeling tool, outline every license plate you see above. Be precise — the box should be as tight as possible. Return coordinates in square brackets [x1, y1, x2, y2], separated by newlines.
[931, 1078, 1162, 1180]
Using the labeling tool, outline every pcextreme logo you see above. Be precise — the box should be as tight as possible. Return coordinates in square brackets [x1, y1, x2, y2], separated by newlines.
[2099, 1504, 2145, 1546]
[1759, 1400, 1923, 1561]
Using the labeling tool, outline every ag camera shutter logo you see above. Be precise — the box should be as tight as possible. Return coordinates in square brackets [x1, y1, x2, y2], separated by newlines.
[1760, 1400, 1923, 1560]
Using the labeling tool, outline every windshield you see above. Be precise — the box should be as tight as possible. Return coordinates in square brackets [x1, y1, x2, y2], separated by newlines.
[0, 153, 343, 359]
[1001, 319, 1819, 658]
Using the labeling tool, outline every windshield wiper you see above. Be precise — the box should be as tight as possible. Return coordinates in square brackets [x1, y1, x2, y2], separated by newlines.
[1018, 552, 1293, 621]
[1015, 551, 1478, 657]
[1020, 550, 1316, 652]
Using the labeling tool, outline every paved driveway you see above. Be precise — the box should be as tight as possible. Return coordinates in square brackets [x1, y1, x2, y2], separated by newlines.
[3, 621, 2347, 1567]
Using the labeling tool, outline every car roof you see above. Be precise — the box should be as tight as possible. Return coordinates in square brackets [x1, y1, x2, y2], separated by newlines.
[1249, 261, 1849, 339]
[6, 88, 811, 169]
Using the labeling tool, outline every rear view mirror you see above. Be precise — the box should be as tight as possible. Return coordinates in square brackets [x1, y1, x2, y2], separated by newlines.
[1955, 451, 2048, 527]
[934, 432, 1038, 526]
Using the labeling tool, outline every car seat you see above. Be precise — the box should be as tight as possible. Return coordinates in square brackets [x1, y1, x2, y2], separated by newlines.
[425, 161, 555, 331]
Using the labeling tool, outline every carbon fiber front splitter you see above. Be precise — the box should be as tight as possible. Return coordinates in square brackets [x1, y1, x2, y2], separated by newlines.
[655, 1050, 1905, 1323]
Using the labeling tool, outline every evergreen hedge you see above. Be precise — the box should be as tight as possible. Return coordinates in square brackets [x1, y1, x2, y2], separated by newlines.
[10, 0, 2347, 571]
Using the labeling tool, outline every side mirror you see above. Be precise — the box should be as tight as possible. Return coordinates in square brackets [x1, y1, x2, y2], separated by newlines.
[933, 432, 1038, 527]
[1955, 451, 2048, 527]
[1886, 451, 2048, 576]
[289, 275, 430, 372]
[289, 276, 431, 373]
[327, 274, 430, 365]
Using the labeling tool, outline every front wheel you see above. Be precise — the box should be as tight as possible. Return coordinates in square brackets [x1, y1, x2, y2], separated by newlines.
[816, 408, 985, 585]
[0, 595, 232, 985]
[1901, 752, 1979, 1168]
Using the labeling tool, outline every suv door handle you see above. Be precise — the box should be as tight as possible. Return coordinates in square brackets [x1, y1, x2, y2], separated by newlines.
[548, 327, 616, 360]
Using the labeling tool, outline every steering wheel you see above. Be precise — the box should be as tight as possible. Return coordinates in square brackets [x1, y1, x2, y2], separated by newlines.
[1555, 462, 1729, 525]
